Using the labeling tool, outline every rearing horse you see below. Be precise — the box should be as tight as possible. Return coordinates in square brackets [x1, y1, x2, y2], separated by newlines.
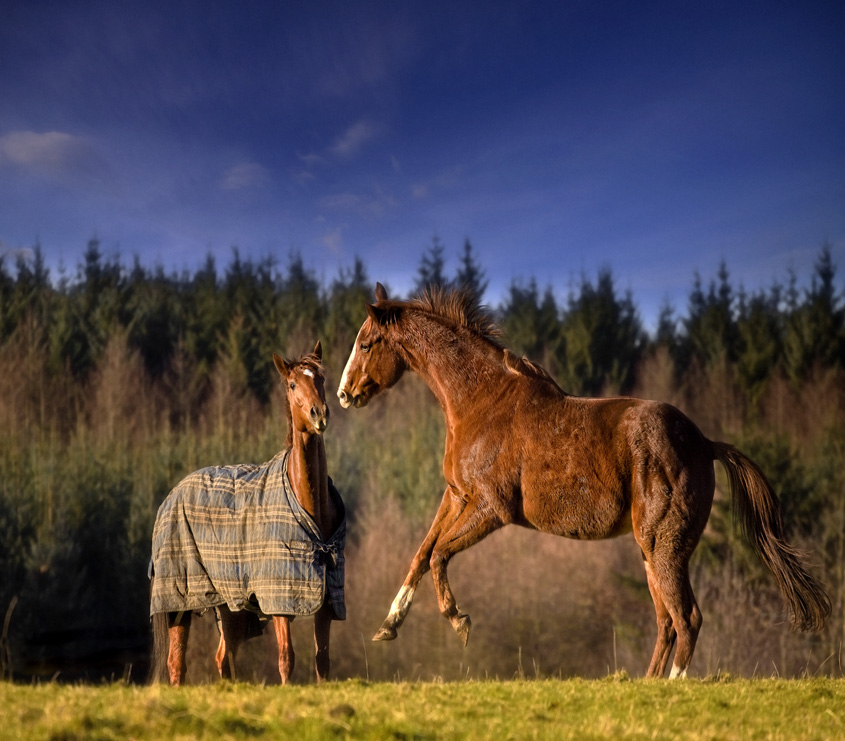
[337, 284, 829, 679]
[150, 343, 345, 685]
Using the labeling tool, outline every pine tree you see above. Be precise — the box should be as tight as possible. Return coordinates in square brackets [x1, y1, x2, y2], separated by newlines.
[454, 239, 488, 304]
[655, 300, 678, 348]
[277, 252, 324, 358]
[735, 283, 783, 401]
[122, 258, 183, 378]
[783, 244, 844, 382]
[500, 278, 544, 359]
[325, 257, 371, 368]
[559, 269, 644, 395]
[682, 261, 739, 368]
[413, 236, 448, 296]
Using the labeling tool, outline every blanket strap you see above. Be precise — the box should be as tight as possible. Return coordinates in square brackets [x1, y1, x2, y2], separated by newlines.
[314, 540, 342, 568]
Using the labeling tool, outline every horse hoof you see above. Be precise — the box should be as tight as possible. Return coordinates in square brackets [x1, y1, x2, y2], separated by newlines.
[372, 624, 398, 642]
[453, 614, 471, 646]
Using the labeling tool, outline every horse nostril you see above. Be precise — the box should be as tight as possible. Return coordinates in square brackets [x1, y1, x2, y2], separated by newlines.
[338, 390, 348, 404]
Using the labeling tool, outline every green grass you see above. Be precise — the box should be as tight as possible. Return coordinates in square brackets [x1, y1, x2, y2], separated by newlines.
[1, 676, 844, 740]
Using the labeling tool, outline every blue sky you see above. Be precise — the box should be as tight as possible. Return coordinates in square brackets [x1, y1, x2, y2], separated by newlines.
[1, 0, 843, 327]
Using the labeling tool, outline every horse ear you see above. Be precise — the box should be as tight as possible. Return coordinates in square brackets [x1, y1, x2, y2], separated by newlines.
[313, 341, 322, 360]
[366, 302, 390, 325]
[375, 282, 388, 302]
[273, 353, 289, 377]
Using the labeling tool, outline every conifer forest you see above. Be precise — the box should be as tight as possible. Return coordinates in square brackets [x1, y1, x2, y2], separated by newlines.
[1, 239, 843, 683]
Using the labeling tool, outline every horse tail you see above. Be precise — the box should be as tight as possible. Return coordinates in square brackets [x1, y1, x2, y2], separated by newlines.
[712, 440, 831, 632]
[148, 575, 169, 684]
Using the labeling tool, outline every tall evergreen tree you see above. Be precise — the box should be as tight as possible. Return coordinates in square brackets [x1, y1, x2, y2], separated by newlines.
[62, 239, 125, 378]
[183, 253, 226, 380]
[783, 244, 844, 382]
[0, 253, 13, 340]
[277, 252, 324, 356]
[500, 278, 544, 359]
[413, 236, 448, 296]
[2, 245, 52, 340]
[682, 261, 739, 368]
[735, 283, 783, 401]
[655, 300, 678, 348]
[559, 268, 644, 395]
[122, 258, 183, 378]
[325, 257, 371, 366]
[454, 239, 488, 304]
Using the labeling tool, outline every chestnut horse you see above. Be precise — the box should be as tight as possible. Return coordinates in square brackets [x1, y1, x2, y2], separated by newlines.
[150, 343, 344, 685]
[337, 284, 830, 679]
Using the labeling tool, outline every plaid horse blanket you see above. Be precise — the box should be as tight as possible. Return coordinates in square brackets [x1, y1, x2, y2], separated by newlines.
[150, 449, 345, 620]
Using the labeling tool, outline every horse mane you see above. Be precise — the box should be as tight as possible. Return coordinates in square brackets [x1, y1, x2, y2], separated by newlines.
[405, 286, 564, 393]
[503, 349, 565, 393]
[409, 285, 501, 343]
[282, 351, 325, 449]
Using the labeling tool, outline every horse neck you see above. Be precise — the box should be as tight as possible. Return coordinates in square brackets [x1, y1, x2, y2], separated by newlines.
[287, 430, 331, 535]
[396, 314, 504, 418]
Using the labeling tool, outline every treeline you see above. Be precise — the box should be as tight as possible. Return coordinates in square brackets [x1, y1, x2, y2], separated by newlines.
[4, 239, 842, 408]
[0, 238, 843, 682]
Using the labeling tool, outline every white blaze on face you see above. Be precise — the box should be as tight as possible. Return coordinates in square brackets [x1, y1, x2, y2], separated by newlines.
[302, 368, 314, 378]
[337, 328, 363, 407]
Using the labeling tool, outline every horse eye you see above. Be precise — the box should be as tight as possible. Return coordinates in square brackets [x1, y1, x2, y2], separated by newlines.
[360, 342, 371, 353]
[289, 382, 296, 390]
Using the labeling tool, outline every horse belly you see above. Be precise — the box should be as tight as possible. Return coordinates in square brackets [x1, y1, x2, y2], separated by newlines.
[519, 473, 633, 540]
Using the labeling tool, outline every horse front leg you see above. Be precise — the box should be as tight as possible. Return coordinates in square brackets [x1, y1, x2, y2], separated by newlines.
[373, 488, 457, 642]
[166, 611, 192, 686]
[273, 616, 295, 684]
[430, 498, 502, 646]
[314, 603, 333, 682]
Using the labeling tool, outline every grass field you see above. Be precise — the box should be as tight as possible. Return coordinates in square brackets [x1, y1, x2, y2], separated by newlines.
[1, 676, 843, 740]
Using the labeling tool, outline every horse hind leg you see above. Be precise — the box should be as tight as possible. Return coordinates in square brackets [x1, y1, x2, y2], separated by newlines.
[215, 606, 248, 680]
[643, 559, 677, 678]
[667, 577, 702, 679]
[314, 604, 333, 682]
[635, 456, 710, 678]
[646, 556, 702, 679]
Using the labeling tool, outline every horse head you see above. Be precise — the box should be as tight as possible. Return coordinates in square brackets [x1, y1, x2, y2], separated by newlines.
[337, 283, 408, 409]
[274, 341, 329, 433]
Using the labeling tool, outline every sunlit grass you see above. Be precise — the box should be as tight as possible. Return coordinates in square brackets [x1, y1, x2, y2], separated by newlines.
[2, 677, 843, 740]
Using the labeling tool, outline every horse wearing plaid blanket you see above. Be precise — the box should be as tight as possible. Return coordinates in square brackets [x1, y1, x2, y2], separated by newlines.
[150, 343, 345, 685]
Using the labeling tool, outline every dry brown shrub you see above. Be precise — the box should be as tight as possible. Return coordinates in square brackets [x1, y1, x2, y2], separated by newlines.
[0, 314, 73, 441]
[84, 329, 160, 445]
[631, 346, 682, 408]
[759, 366, 845, 449]
[198, 359, 266, 447]
[691, 555, 836, 677]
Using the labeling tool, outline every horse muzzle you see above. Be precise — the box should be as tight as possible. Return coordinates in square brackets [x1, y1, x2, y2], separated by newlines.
[310, 405, 329, 432]
[337, 388, 368, 409]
